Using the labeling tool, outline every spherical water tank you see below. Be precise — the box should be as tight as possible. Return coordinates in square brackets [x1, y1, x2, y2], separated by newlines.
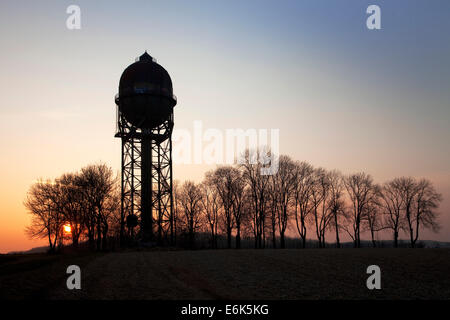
[116, 52, 177, 129]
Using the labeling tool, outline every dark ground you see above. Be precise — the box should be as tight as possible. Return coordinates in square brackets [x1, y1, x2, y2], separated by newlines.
[1, 248, 449, 300]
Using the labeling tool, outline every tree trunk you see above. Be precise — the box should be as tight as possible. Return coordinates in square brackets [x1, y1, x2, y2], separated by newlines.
[334, 214, 340, 248]
[102, 229, 108, 251]
[47, 230, 54, 252]
[96, 217, 102, 251]
[262, 220, 266, 249]
[236, 225, 241, 249]
[301, 219, 307, 248]
[394, 230, 398, 248]
[280, 231, 285, 249]
[371, 229, 376, 248]
[412, 218, 420, 248]
[271, 210, 276, 249]
[356, 224, 361, 248]
[72, 234, 79, 248]
[272, 228, 276, 249]
[210, 226, 215, 249]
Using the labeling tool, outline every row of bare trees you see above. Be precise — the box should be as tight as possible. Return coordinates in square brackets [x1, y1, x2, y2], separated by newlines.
[25, 155, 442, 251]
[173, 152, 442, 249]
[25, 164, 119, 252]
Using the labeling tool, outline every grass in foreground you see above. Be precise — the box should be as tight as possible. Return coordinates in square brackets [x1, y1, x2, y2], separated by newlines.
[1, 248, 449, 300]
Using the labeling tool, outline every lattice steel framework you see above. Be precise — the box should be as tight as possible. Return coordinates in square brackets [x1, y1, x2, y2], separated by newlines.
[115, 104, 174, 245]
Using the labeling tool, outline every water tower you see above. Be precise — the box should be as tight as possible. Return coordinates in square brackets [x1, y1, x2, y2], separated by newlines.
[115, 52, 177, 244]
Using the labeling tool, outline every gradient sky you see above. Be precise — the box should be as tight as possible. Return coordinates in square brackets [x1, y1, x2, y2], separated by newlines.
[0, 0, 449, 252]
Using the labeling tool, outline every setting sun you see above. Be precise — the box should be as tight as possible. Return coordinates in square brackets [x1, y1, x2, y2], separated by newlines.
[63, 224, 72, 234]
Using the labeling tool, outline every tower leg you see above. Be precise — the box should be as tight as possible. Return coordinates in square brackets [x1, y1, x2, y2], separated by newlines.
[141, 136, 153, 242]
[120, 139, 125, 245]
[116, 110, 173, 246]
[151, 124, 173, 246]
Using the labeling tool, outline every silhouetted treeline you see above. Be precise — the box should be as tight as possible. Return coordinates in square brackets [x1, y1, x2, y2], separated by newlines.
[174, 150, 442, 249]
[24, 151, 443, 252]
[172, 232, 440, 249]
[24, 163, 119, 252]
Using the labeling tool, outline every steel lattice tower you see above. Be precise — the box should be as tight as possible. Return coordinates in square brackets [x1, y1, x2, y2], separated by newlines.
[114, 52, 176, 245]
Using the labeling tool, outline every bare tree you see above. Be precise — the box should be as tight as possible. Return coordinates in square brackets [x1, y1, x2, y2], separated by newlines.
[364, 184, 382, 247]
[231, 170, 246, 249]
[409, 178, 442, 247]
[78, 163, 116, 251]
[398, 177, 418, 247]
[344, 172, 375, 248]
[179, 181, 203, 249]
[200, 179, 221, 249]
[327, 170, 345, 248]
[208, 166, 237, 249]
[240, 190, 255, 244]
[105, 188, 123, 244]
[310, 168, 332, 248]
[293, 161, 314, 248]
[57, 173, 85, 247]
[240, 149, 270, 249]
[267, 176, 278, 248]
[380, 178, 404, 248]
[24, 179, 65, 252]
[271, 156, 297, 249]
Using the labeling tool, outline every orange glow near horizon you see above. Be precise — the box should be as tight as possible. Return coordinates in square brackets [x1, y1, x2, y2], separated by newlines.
[63, 224, 72, 234]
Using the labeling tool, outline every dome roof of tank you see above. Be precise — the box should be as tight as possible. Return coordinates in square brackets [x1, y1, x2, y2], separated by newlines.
[118, 52, 174, 100]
